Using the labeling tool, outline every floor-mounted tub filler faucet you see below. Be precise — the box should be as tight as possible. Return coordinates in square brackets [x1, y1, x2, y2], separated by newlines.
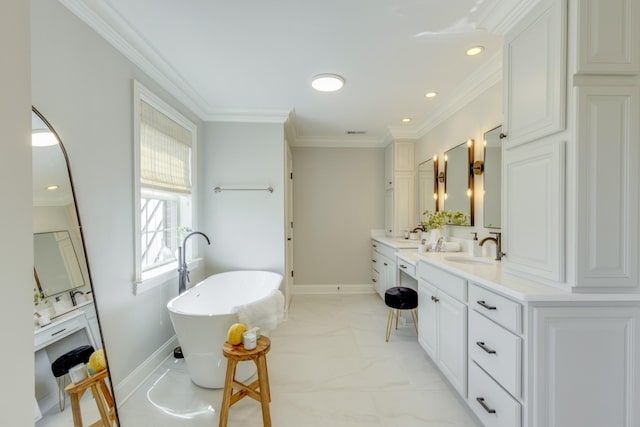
[177, 231, 211, 295]
[175, 231, 211, 359]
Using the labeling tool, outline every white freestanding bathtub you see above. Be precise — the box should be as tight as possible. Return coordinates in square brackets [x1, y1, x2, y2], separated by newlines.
[167, 270, 283, 388]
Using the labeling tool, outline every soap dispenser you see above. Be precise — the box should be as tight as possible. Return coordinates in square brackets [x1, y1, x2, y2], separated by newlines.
[471, 232, 483, 257]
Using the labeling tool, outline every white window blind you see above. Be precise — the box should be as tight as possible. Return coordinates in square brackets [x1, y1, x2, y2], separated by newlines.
[140, 100, 192, 193]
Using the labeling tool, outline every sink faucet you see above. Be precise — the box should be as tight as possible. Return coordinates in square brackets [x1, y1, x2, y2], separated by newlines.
[479, 232, 505, 261]
[178, 231, 211, 294]
[70, 290, 84, 306]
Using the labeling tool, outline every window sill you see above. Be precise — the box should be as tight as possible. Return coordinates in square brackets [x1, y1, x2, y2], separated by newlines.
[133, 258, 203, 295]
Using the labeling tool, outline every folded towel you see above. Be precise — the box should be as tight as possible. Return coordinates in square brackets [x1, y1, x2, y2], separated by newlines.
[235, 289, 285, 333]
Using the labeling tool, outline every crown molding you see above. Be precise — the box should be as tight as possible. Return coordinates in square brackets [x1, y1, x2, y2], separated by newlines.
[479, 0, 542, 35]
[204, 108, 291, 124]
[414, 49, 503, 139]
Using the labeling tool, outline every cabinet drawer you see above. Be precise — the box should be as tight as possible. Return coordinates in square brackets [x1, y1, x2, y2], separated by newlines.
[420, 262, 467, 302]
[373, 241, 396, 259]
[469, 310, 522, 398]
[34, 314, 83, 350]
[469, 284, 522, 333]
[468, 361, 522, 427]
[397, 260, 416, 279]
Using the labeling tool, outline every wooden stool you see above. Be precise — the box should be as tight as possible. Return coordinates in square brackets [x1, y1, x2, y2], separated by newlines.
[219, 336, 272, 427]
[64, 368, 116, 427]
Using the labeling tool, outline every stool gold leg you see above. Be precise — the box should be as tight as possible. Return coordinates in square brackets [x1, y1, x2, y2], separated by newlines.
[395, 309, 400, 330]
[385, 309, 393, 342]
[411, 309, 419, 336]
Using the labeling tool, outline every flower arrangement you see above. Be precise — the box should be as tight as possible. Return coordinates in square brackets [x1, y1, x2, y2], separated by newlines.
[33, 287, 48, 306]
[421, 210, 470, 230]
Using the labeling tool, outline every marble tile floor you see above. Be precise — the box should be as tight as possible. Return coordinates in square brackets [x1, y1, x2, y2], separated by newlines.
[42, 294, 482, 426]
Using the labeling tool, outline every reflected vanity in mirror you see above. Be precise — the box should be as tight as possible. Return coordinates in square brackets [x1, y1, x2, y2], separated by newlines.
[32, 108, 118, 425]
[443, 140, 474, 225]
[417, 156, 439, 222]
[483, 126, 502, 228]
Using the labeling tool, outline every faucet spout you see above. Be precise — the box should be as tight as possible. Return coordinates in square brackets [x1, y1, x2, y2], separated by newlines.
[479, 232, 505, 261]
[178, 231, 211, 294]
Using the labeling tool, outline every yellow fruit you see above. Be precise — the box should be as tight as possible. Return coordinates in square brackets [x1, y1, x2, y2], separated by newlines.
[88, 349, 107, 372]
[227, 323, 247, 345]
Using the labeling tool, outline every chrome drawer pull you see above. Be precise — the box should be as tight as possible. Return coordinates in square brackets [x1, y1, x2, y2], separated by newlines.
[383, 262, 388, 266]
[400, 264, 407, 269]
[476, 397, 496, 414]
[476, 341, 497, 354]
[51, 328, 67, 337]
[431, 296, 439, 303]
[477, 300, 497, 310]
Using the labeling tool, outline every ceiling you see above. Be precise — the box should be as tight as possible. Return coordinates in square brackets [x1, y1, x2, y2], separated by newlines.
[62, 0, 530, 146]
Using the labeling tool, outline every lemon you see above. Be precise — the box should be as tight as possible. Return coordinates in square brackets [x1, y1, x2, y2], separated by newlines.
[88, 349, 107, 372]
[226, 323, 247, 345]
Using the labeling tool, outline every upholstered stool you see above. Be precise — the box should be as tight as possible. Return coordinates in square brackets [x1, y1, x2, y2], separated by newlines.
[65, 368, 116, 427]
[219, 336, 272, 427]
[51, 345, 94, 411]
[384, 287, 418, 342]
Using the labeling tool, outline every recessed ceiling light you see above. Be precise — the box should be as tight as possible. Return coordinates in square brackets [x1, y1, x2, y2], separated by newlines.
[32, 130, 58, 147]
[311, 74, 345, 92]
[402, 118, 412, 123]
[425, 91, 438, 98]
[466, 46, 484, 56]
[47, 185, 59, 191]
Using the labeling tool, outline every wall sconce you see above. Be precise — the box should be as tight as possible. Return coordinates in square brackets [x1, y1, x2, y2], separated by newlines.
[472, 160, 484, 175]
[438, 171, 446, 183]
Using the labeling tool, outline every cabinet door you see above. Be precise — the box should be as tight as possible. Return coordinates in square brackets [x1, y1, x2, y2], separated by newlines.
[418, 281, 438, 359]
[393, 174, 415, 238]
[384, 189, 393, 236]
[532, 305, 640, 427]
[503, 140, 565, 283]
[503, 0, 566, 147]
[438, 291, 468, 397]
[394, 141, 414, 172]
[385, 144, 393, 189]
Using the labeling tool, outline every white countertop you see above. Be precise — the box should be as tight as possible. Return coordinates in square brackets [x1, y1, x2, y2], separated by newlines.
[372, 236, 421, 249]
[416, 252, 640, 303]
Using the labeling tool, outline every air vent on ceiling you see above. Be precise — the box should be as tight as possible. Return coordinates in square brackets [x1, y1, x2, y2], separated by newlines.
[345, 130, 367, 135]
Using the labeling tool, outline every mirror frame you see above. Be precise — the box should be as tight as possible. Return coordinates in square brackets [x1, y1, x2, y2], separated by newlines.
[418, 156, 440, 222]
[443, 139, 474, 226]
[32, 107, 119, 422]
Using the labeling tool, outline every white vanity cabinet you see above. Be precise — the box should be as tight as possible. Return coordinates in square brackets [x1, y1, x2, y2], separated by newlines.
[384, 140, 415, 237]
[417, 262, 468, 396]
[371, 240, 397, 298]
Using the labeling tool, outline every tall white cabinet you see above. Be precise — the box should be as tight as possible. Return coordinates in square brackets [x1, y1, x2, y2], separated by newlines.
[384, 139, 415, 237]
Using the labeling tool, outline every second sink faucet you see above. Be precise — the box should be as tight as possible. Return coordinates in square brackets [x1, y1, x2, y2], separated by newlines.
[479, 232, 506, 261]
[178, 231, 211, 294]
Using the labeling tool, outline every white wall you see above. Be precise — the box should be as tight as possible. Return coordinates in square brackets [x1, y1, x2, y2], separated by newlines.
[31, 0, 206, 403]
[292, 147, 384, 289]
[0, 0, 32, 424]
[416, 82, 502, 241]
[202, 122, 286, 276]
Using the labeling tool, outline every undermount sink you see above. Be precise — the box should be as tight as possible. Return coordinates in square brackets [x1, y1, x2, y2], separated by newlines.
[444, 256, 495, 265]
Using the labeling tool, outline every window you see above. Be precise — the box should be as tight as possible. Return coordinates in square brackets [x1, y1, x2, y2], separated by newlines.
[133, 81, 197, 292]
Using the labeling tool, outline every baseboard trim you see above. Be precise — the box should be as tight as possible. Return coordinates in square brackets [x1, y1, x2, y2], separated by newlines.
[293, 284, 375, 295]
[114, 335, 178, 405]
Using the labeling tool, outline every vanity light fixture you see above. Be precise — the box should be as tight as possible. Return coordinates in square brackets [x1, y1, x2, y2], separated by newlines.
[467, 188, 472, 197]
[32, 130, 58, 147]
[473, 160, 485, 175]
[425, 91, 438, 98]
[311, 74, 345, 92]
[466, 46, 484, 56]
[438, 171, 446, 183]
[402, 118, 412, 123]
[47, 185, 59, 191]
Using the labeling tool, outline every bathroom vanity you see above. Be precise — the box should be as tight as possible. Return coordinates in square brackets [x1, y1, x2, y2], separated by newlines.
[370, 236, 418, 298]
[414, 253, 640, 427]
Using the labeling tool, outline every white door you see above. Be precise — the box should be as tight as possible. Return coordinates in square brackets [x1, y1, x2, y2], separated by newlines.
[284, 143, 294, 308]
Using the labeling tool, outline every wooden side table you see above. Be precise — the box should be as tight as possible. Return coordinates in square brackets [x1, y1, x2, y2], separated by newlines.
[219, 336, 272, 427]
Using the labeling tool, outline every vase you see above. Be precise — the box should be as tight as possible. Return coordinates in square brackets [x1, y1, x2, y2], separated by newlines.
[428, 228, 441, 246]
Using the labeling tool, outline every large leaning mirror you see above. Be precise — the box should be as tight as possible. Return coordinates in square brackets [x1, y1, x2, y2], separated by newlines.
[418, 156, 439, 222]
[483, 126, 502, 228]
[443, 139, 474, 225]
[32, 108, 119, 425]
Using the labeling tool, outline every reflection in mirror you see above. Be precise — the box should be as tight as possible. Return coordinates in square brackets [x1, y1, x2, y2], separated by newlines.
[32, 108, 118, 425]
[34, 231, 85, 297]
[483, 126, 502, 228]
[443, 140, 474, 226]
[418, 156, 438, 223]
